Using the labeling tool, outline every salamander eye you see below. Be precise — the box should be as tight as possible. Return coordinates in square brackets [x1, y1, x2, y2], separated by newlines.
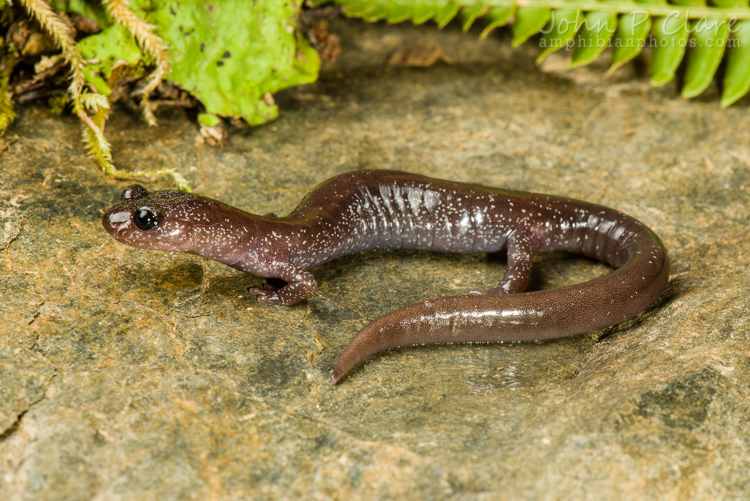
[133, 207, 161, 231]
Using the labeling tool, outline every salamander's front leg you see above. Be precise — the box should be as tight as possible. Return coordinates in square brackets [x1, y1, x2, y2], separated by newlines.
[249, 265, 318, 306]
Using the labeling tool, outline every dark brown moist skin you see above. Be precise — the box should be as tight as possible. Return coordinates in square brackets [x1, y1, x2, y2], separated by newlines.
[102, 170, 670, 384]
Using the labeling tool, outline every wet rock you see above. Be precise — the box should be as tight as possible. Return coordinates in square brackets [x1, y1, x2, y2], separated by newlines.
[1, 18, 749, 500]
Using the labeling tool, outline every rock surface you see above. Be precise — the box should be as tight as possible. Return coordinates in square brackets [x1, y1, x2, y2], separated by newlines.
[2, 18, 749, 500]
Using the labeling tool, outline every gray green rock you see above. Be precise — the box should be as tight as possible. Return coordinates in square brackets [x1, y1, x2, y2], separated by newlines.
[1, 18, 749, 500]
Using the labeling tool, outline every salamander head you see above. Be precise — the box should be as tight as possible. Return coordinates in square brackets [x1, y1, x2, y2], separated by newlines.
[102, 184, 213, 253]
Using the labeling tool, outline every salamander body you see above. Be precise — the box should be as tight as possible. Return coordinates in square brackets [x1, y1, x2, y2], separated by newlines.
[102, 170, 669, 383]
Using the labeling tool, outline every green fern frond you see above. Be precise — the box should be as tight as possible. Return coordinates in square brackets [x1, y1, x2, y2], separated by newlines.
[17, 0, 115, 180]
[335, 0, 750, 106]
[479, 6, 515, 38]
[0, 41, 16, 133]
[82, 112, 114, 169]
[81, 104, 192, 192]
[79, 92, 111, 114]
[103, 0, 171, 126]
[17, 0, 87, 98]
[12, 0, 190, 190]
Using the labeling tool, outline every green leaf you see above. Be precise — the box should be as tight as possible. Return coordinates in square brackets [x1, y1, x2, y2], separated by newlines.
[76, 24, 144, 96]
[537, 9, 582, 63]
[363, 4, 390, 22]
[570, 11, 617, 68]
[434, 3, 461, 29]
[512, 7, 552, 46]
[671, 0, 706, 5]
[411, 4, 436, 24]
[343, 1, 375, 18]
[479, 7, 515, 40]
[198, 112, 221, 127]
[460, 5, 487, 31]
[609, 12, 652, 73]
[385, 3, 412, 23]
[721, 19, 750, 106]
[661, 0, 706, 88]
[710, 0, 748, 6]
[682, 18, 730, 97]
[51, 0, 109, 27]
[137, 0, 320, 126]
[651, 14, 689, 86]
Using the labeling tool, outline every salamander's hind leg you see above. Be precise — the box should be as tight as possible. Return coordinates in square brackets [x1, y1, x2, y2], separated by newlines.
[472, 228, 534, 295]
[249, 266, 317, 306]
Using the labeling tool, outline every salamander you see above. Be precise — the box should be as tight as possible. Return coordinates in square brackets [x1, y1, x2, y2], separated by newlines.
[102, 170, 670, 383]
